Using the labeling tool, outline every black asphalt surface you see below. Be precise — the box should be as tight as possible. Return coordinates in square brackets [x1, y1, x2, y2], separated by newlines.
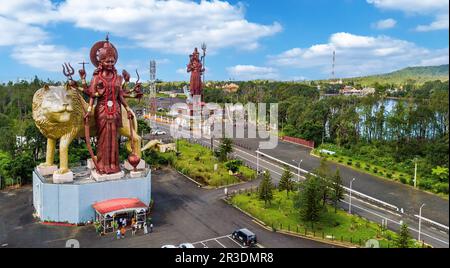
[0, 169, 331, 248]
[153, 118, 448, 226]
[233, 138, 449, 226]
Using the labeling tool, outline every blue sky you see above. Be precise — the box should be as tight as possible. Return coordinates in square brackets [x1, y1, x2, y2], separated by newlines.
[0, 0, 448, 82]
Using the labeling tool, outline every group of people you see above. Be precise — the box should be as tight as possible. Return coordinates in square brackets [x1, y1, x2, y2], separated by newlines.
[115, 217, 153, 240]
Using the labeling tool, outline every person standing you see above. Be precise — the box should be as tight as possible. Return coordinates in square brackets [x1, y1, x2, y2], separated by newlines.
[150, 223, 154, 233]
[116, 229, 121, 240]
[131, 223, 136, 236]
[143, 222, 148, 235]
[120, 226, 126, 239]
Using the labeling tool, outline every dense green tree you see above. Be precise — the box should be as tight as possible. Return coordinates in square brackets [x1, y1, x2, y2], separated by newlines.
[218, 138, 233, 162]
[330, 168, 345, 213]
[24, 123, 46, 161]
[278, 165, 295, 196]
[259, 171, 274, 207]
[395, 223, 412, 248]
[225, 159, 243, 174]
[137, 119, 152, 135]
[294, 174, 323, 228]
[314, 159, 332, 207]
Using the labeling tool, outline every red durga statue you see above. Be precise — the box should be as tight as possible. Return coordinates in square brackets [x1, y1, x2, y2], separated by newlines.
[71, 36, 143, 175]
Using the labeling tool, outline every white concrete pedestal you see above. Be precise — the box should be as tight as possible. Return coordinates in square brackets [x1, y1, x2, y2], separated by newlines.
[87, 159, 96, 170]
[91, 170, 125, 182]
[53, 171, 74, 184]
[36, 165, 58, 176]
[124, 159, 146, 171]
[130, 171, 144, 178]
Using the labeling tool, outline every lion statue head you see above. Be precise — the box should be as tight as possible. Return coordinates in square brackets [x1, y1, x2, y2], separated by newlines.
[33, 85, 86, 140]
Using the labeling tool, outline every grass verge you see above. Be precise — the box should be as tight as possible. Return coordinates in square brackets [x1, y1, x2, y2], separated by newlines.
[231, 190, 423, 248]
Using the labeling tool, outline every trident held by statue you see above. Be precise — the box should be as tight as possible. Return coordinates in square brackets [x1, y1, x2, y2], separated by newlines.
[201, 42, 207, 83]
[62, 62, 75, 80]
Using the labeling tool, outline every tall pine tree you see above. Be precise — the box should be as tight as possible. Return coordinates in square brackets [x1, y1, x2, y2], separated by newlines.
[259, 171, 274, 207]
[278, 165, 294, 197]
[395, 223, 411, 248]
[294, 174, 323, 228]
[330, 168, 344, 213]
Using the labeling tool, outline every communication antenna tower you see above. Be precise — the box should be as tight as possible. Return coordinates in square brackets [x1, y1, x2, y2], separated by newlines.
[149, 60, 157, 121]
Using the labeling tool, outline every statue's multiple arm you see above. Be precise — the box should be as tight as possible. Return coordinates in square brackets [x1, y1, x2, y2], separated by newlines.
[121, 70, 143, 100]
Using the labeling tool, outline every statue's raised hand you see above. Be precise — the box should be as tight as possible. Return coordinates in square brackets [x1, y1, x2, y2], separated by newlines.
[79, 69, 86, 80]
[122, 70, 130, 83]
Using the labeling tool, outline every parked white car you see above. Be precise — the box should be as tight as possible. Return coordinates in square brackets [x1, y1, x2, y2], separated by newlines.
[161, 245, 178, 248]
[152, 129, 167, 136]
[179, 243, 195, 248]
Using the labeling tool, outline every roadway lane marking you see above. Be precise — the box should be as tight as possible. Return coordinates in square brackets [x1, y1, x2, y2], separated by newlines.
[342, 200, 449, 246]
[257, 150, 399, 211]
[155, 122, 448, 246]
[215, 238, 227, 248]
[344, 194, 402, 218]
[192, 235, 245, 248]
[226, 236, 245, 248]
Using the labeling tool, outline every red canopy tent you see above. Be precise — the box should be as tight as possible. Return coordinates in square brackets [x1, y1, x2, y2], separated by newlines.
[92, 198, 149, 234]
[93, 198, 147, 215]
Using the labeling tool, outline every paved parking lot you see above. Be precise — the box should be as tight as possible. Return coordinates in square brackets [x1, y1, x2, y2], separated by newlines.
[191, 234, 264, 248]
[0, 168, 331, 248]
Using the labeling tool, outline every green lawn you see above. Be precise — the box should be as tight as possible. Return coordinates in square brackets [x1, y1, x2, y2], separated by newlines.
[167, 140, 256, 187]
[231, 191, 422, 248]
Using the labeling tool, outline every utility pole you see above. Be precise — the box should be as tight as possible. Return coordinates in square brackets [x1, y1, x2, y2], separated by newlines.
[256, 147, 260, 174]
[349, 178, 356, 214]
[414, 158, 418, 188]
[149, 60, 157, 128]
[418, 203, 425, 242]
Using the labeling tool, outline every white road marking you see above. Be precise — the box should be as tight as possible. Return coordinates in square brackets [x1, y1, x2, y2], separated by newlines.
[226, 236, 245, 248]
[155, 121, 449, 247]
[342, 200, 449, 246]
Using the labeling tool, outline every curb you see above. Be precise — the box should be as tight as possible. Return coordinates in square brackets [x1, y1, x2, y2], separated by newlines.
[41, 222, 77, 227]
[222, 198, 354, 248]
[176, 171, 204, 188]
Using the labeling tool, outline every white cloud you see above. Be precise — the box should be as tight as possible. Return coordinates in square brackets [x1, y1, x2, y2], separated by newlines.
[416, 13, 449, 31]
[176, 68, 187, 75]
[269, 32, 449, 78]
[0, 0, 57, 25]
[372, 18, 397, 29]
[367, 0, 448, 14]
[227, 65, 279, 80]
[0, 16, 48, 46]
[8, 0, 281, 54]
[0, 0, 282, 72]
[11, 45, 85, 72]
[367, 0, 449, 31]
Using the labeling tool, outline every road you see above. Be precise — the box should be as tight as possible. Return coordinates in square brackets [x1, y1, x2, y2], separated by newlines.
[153, 121, 449, 248]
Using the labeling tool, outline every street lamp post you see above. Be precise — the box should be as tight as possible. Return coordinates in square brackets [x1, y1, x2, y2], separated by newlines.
[256, 147, 260, 174]
[414, 158, 418, 188]
[349, 178, 356, 214]
[418, 203, 426, 242]
[292, 159, 303, 182]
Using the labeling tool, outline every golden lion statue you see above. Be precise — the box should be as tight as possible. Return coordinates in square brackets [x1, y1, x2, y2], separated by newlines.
[32, 84, 143, 175]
